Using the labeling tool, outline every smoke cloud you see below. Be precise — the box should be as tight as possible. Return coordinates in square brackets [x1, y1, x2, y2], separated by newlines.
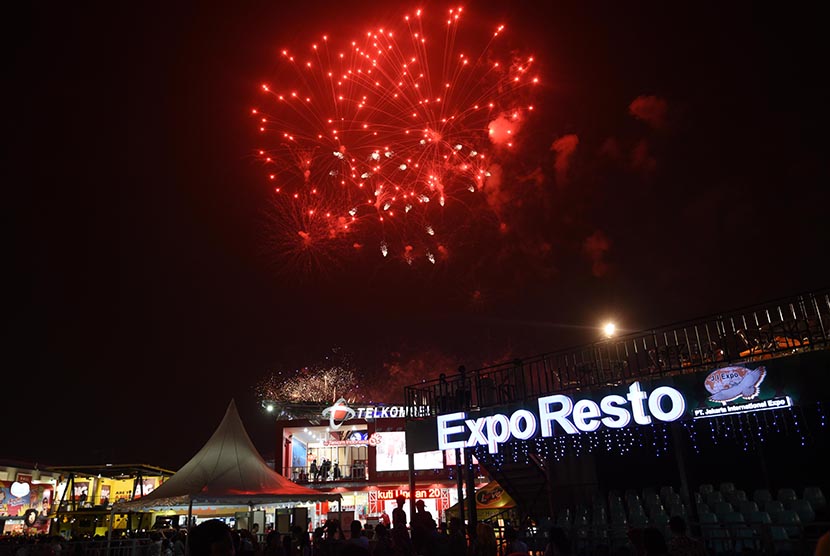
[366, 351, 457, 403]
[550, 134, 579, 185]
[631, 139, 657, 174]
[628, 95, 668, 129]
[582, 230, 611, 278]
[487, 110, 525, 147]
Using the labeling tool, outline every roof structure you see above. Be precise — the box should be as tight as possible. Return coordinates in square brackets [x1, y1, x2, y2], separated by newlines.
[116, 400, 339, 510]
[48, 463, 175, 479]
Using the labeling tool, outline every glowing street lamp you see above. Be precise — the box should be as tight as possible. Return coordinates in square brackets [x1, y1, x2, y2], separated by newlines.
[603, 322, 617, 338]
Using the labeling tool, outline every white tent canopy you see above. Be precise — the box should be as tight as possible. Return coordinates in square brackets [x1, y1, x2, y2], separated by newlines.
[116, 400, 339, 510]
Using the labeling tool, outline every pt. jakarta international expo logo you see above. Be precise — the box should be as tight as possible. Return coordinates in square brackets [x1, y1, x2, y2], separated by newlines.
[704, 365, 767, 404]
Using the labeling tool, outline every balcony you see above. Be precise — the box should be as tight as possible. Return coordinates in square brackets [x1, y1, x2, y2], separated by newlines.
[405, 289, 829, 417]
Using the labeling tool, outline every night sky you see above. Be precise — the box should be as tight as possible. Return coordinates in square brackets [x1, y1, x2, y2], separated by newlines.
[10, 1, 829, 470]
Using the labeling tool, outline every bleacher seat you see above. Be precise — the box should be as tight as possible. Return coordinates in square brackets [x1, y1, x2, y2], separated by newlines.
[611, 511, 628, 525]
[663, 492, 682, 507]
[769, 526, 793, 553]
[719, 482, 736, 493]
[629, 513, 649, 528]
[609, 525, 629, 546]
[629, 505, 647, 521]
[772, 509, 802, 536]
[696, 502, 711, 515]
[668, 503, 686, 518]
[699, 484, 714, 495]
[713, 501, 734, 515]
[643, 491, 661, 508]
[706, 491, 724, 506]
[651, 512, 670, 535]
[626, 494, 643, 512]
[753, 488, 773, 505]
[739, 500, 759, 514]
[659, 486, 676, 501]
[764, 500, 784, 514]
[725, 489, 748, 505]
[693, 492, 703, 505]
[698, 512, 718, 524]
[721, 511, 744, 524]
[719, 512, 757, 551]
[593, 507, 608, 526]
[628, 500, 646, 518]
[698, 513, 728, 554]
[745, 511, 771, 525]
[736, 525, 760, 551]
[803, 486, 827, 511]
[789, 499, 815, 523]
[777, 488, 798, 505]
[648, 503, 666, 519]
[609, 509, 627, 525]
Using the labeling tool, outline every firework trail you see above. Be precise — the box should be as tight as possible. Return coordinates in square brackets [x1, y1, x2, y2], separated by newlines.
[253, 7, 539, 267]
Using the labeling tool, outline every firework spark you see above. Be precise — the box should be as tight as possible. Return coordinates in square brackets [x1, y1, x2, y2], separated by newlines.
[254, 7, 539, 266]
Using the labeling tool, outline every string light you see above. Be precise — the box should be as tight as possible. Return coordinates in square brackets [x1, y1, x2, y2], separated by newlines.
[470, 402, 824, 474]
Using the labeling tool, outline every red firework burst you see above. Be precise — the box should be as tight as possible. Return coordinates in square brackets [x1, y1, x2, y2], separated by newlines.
[253, 6, 539, 267]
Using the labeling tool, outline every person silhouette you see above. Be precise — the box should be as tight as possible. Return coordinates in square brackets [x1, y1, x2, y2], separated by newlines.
[391, 496, 411, 555]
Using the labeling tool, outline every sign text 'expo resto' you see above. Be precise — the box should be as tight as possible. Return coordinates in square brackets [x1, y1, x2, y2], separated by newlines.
[437, 381, 686, 454]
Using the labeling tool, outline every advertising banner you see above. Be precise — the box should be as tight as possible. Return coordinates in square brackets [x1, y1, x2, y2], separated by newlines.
[0, 480, 53, 518]
[291, 438, 308, 469]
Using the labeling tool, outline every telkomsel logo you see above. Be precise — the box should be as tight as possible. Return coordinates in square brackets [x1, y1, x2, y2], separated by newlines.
[321, 398, 356, 429]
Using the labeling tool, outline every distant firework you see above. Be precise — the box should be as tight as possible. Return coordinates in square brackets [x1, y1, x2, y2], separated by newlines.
[256, 354, 362, 406]
[253, 7, 539, 267]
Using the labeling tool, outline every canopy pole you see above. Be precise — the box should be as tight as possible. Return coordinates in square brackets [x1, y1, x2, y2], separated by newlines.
[105, 506, 115, 556]
[185, 498, 193, 556]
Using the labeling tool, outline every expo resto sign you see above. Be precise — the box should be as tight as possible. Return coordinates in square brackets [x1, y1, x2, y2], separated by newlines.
[437, 381, 686, 454]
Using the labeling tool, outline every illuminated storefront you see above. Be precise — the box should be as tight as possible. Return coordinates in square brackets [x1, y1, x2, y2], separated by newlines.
[48, 464, 174, 537]
[273, 399, 486, 528]
[0, 462, 61, 535]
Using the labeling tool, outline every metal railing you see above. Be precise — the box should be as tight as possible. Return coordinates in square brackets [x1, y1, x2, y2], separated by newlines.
[404, 289, 829, 417]
[283, 463, 368, 482]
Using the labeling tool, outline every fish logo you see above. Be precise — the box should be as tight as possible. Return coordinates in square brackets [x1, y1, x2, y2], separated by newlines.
[704, 366, 767, 404]
[322, 398, 356, 429]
